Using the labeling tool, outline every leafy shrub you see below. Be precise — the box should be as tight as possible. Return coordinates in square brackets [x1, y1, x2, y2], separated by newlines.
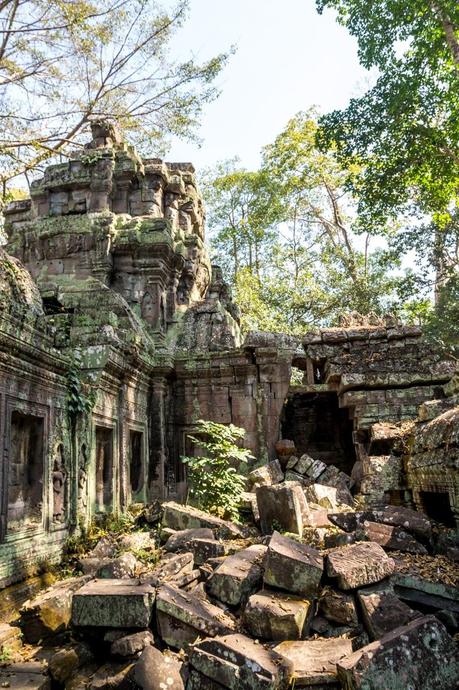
[182, 419, 253, 521]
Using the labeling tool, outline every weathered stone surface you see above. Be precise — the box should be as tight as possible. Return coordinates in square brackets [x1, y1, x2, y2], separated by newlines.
[239, 492, 260, 523]
[337, 615, 459, 689]
[274, 638, 353, 687]
[117, 532, 156, 553]
[243, 589, 314, 640]
[91, 538, 117, 559]
[264, 531, 323, 597]
[371, 505, 432, 541]
[362, 520, 427, 554]
[164, 528, 214, 552]
[162, 502, 243, 539]
[189, 633, 293, 690]
[392, 573, 459, 614]
[189, 538, 226, 565]
[49, 644, 93, 683]
[0, 662, 50, 690]
[326, 542, 395, 590]
[275, 439, 296, 466]
[88, 662, 134, 690]
[141, 552, 194, 586]
[72, 579, 155, 628]
[305, 483, 343, 510]
[19, 575, 91, 643]
[327, 512, 370, 533]
[134, 646, 184, 690]
[110, 630, 154, 658]
[156, 584, 236, 648]
[357, 582, 420, 640]
[247, 460, 284, 489]
[256, 483, 309, 535]
[324, 532, 356, 549]
[97, 553, 140, 579]
[207, 544, 266, 606]
[319, 586, 358, 626]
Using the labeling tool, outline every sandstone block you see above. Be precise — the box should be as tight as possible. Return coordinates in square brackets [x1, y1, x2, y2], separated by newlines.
[326, 542, 395, 590]
[362, 520, 427, 554]
[134, 646, 184, 690]
[189, 633, 293, 690]
[156, 584, 236, 649]
[243, 589, 314, 640]
[274, 439, 296, 466]
[97, 553, 140, 578]
[337, 615, 459, 689]
[117, 532, 156, 553]
[291, 454, 327, 480]
[264, 531, 323, 597]
[189, 538, 226, 565]
[164, 528, 214, 552]
[274, 638, 353, 687]
[89, 662, 134, 690]
[49, 644, 93, 683]
[141, 552, 194, 586]
[247, 460, 284, 488]
[319, 587, 358, 626]
[162, 502, 242, 538]
[305, 483, 340, 510]
[207, 544, 266, 606]
[72, 579, 155, 628]
[256, 483, 309, 535]
[110, 630, 154, 658]
[0, 662, 50, 690]
[371, 505, 432, 541]
[357, 582, 420, 640]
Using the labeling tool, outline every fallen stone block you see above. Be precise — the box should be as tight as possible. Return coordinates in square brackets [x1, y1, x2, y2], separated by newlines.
[164, 528, 214, 552]
[97, 553, 140, 578]
[72, 579, 155, 629]
[134, 646, 184, 690]
[372, 505, 432, 542]
[317, 466, 354, 507]
[0, 622, 22, 652]
[189, 633, 293, 689]
[207, 544, 266, 606]
[162, 502, 243, 538]
[357, 582, 420, 640]
[319, 587, 358, 626]
[19, 575, 91, 643]
[362, 520, 427, 554]
[189, 537, 226, 565]
[90, 537, 116, 559]
[283, 470, 311, 487]
[392, 573, 459, 614]
[247, 460, 284, 489]
[292, 454, 327, 480]
[141, 552, 194, 586]
[88, 661, 134, 690]
[327, 511, 371, 533]
[239, 491, 260, 523]
[326, 542, 395, 590]
[110, 630, 154, 658]
[79, 557, 112, 575]
[337, 615, 459, 689]
[324, 532, 356, 549]
[256, 482, 309, 535]
[156, 584, 236, 649]
[264, 531, 323, 597]
[243, 589, 314, 640]
[169, 568, 201, 589]
[275, 439, 296, 466]
[305, 483, 340, 510]
[0, 662, 50, 690]
[274, 638, 353, 687]
[117, 531, 156, 553]
[49, 644, 93, 684]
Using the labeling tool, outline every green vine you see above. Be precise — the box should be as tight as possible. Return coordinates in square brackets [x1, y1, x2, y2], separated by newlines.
[66, 357, 96, 421]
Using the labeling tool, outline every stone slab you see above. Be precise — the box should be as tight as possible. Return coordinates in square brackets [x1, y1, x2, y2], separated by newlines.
[247, 460, 284, 488]
[274, 638, 353, 687]
[162, 502, 243, 539]
[337, 615, 459, 689]
[156, 584, 236, 649]
[72, 579, 155, 628]
[243, 589, 314, 641]
[319, 587, 358, 626]
[207, 544, 266, 606]
[326, 542, 395, 590]
[189, 633, 293, 690]
[362, 521, 427, 554]
[357, 582, 420, 640]
[264, 531, 323, 597]
[256, 483, 309, 535]
[164, 528, 214, 552]
[0, 663, 50, 690]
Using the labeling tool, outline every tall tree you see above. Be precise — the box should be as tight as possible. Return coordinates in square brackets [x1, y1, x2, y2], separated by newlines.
[316, 0, 459, 226]
[0, 0, 229, 195]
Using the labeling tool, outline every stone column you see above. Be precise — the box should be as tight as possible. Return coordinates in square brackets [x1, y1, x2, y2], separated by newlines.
[148, 376, 169, 500]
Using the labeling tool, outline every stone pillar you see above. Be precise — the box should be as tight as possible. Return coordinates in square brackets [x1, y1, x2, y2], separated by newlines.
[148, 376, 169, 499]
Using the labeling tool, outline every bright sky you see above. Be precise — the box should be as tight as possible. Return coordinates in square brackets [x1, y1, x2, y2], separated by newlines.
[167, 0, 370, 171]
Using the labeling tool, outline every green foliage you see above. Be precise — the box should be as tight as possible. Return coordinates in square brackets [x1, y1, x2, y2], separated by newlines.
[182, 419, 253, 521]
[66, 356, 96, 420]
[0, 645, 12, 664]
[316, 0, 459, 225]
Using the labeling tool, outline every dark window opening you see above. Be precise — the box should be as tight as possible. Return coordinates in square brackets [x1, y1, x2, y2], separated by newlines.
[42, 296, 74, 316]
[312, 358, 327, 383]
[95, 427, 113, 512]
[8, 412, 44, 533]
[384, 489, 405, 506]
[281, 392, 356, 474]
[419, 491, 455, 527]
[130, 431, 143, 495]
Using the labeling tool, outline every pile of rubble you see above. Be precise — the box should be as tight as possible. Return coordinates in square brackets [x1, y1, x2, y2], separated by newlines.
[0, 456, 458, 690]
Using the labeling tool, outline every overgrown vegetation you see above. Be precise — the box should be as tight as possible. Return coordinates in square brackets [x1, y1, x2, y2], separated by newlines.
[182, 420, 253, 522]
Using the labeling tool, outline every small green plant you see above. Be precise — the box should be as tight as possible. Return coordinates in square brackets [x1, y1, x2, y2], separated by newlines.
[0, 645, 12, 664]
[66, 356, 96, 421]
[181, 419, 253, 522]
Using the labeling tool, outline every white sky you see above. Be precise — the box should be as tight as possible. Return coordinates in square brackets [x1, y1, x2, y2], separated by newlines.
[167, 0, 370, 171]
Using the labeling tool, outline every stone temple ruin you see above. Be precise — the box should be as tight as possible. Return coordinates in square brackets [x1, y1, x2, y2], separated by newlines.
[0, 122, 458, 689]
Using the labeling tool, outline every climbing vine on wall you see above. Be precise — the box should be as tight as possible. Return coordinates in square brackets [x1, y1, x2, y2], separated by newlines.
[66, 357, 96, 422]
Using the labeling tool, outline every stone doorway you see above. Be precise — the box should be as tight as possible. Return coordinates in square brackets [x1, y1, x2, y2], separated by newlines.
[281, 392, 356, 474]
[419, 490, 455, 527]
[95, 427, 113, 512]
[129, 430, 144, 497]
